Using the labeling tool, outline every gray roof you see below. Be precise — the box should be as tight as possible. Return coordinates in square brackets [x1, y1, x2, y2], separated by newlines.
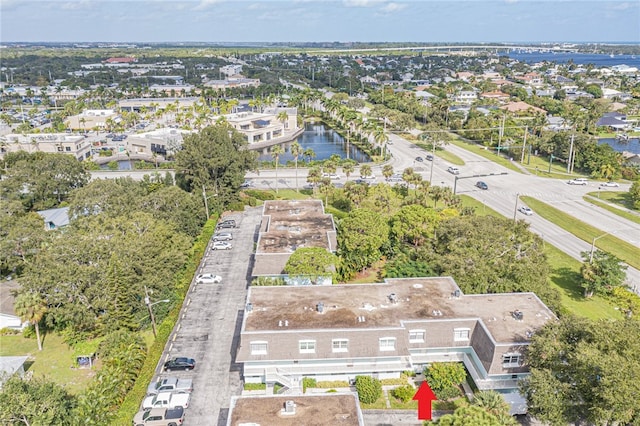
[0, 356, 28, 376]
[36, 207, 69, 228]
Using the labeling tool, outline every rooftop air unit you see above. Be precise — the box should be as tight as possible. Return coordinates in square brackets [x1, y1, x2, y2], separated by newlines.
[316, 302, 324, 313]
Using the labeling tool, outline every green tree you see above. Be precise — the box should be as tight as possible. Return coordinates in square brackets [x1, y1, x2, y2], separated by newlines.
[342, 160, 356, 181]
[175, 123, 256, 212]
[0, 374, 74, 426]
[355, 375, 382, 404]
[14, 291, 47, 351]
[472, 391, 517, 425]
[283, 247, 337, 284]
[270, 144, 284, 194]
[580, 249, 627, 298]
[424, 362, 466, 400]
[0, 210, 47, 276]
[430, 405, 505, 426]
[338, 208, 389, 277]
[523, 316, 640, 426]
[359, 164, 372, 179]
[630, 178, 640, 210]
[391, 204, 440, 247]
[382, 164, 394, 181]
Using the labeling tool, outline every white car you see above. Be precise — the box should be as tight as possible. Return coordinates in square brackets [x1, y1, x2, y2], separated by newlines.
[518, 206, 533, 216]
[600, 181, 619, 188]
[142, 391, 190, 410]
[322, 173, 340, 180]
[567, 178, 588, 185]
[447, 166, 460, 175]
[196, 273, 222, 284]
[211, 241, 232, 250]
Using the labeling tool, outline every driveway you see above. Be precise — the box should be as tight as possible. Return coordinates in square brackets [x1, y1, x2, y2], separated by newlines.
[150, 206, 263, 425]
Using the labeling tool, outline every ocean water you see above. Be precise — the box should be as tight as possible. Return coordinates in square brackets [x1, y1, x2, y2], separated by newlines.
[503, 52, 640, 68]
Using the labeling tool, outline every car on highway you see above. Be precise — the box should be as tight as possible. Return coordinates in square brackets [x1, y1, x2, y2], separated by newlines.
[163, 357, 195, 372]
[415, 156, 424, 162]
[146, 377, 193, 396]
[567, 178, 588, 185]
[133, 406, 185, 426]
[240, 180, 251, 189]
[475, 181, 488, 190]
[142, 391, 191, 410]
[518, 206, 534, 216]
[425, 154, 434, 161]
[211, 241, 232, 250]
[447, 166, 460, 175]
[195, 273, 222, 284]
[212, 232, 233, 241]
[600, 181, 619, 187]
[322, 173, 340, 180]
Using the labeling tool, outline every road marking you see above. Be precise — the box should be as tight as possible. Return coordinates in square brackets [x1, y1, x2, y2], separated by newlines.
[187, 298, 192, 306]
[172, 333, 177, 342]
[176, 324, 181, 332]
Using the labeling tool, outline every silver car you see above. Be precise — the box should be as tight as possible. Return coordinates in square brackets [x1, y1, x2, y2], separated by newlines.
[211, 241, 232, 250]
[213, 232, 233, 241]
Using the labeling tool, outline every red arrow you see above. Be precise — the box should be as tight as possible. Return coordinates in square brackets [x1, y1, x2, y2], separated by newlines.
[413, 381, 437, 420]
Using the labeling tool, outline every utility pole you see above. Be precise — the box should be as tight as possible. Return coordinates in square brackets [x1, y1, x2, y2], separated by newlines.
[521, 126, 528, 164]
[144, 285, 158, 338]
[202, 184, 209, 220]
[567, 133, 575, 174]
[429, 141, 436, 183]
[513, 193, 520, 222]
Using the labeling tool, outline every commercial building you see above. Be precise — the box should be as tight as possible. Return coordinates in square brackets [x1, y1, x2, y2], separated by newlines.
[65, 109, 120, 131]
[222, 108, 298, 145]
[0, 133, 91, 161]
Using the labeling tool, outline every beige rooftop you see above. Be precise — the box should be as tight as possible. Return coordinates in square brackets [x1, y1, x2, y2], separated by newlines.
[245, 277, 556, 343]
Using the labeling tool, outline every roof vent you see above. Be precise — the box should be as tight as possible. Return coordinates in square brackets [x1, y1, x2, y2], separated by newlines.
[388, 293, 397, 304]
[316, 302, 324, 313]
[453, 289, 461, 298]
[246, 303, 253, 312]
[512, 310, 524, 321]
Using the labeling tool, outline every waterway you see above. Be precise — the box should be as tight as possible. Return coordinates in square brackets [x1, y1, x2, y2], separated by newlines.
[503, 52, 640, 68]
[257, 122, 371, 164]
[598, 137, 640, 155]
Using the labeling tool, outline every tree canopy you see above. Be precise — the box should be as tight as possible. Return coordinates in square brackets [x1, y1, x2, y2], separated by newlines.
[284, 247, 337, 284]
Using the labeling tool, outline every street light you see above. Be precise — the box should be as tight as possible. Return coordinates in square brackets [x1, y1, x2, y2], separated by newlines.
[144, 285, 169, 338]
[589, 232, 610, 263]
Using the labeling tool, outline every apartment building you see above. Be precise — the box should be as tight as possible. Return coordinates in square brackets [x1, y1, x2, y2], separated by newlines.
[0, 133, 91, 161]
[237, 277, 556, 413]
[223, 108, 297, 145]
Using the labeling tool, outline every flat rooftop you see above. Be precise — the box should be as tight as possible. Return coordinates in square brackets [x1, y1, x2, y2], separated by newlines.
[256, 200, 337, 254]
[245, 277, 556, 343]
[228, 394, 362, 426]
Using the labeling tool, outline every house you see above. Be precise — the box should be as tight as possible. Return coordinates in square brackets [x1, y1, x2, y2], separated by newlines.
[252, 200, 337, 278]
[226, 394, 364, 425]
[453, 90, 477, 104]
[545, 116, 571, 132]
[479, 91, 510, 102]
[237, 277, 555, 414]
[500, 101, 546, 115]
[37, 207, 70, 230]
[0, 133, 91, 161]
[0, 356, 29, 387]
[596, 112, 629, 130]
[220, 64, 243, 77]
[0, 280, 27, 331]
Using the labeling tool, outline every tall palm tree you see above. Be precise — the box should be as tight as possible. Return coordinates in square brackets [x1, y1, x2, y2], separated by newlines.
[14, 292, 47, 351]
[304, 148, 316, 164]
[277, 111, 289, 131]
[271, 144, 284, 194]
[342, 161, 355, 181]
[290, 141, 302, 192]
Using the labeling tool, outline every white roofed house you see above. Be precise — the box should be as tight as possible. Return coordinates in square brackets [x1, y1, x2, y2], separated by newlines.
[0, 280, 27, 331]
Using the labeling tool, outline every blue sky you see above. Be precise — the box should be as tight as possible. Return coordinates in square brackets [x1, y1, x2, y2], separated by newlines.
[1, 0, 638, 43]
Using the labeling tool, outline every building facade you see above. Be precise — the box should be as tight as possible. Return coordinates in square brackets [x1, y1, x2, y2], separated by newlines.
[0, 133, 91, 161]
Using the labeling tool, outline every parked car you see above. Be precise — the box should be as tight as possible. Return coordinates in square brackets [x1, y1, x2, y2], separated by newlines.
[211, 241, 232, 251]
[567, 178, 588, 185]
[475, 181, 488, 190]
[447, 166, 460, 175]
[212, 232, 233, 241]
[425, 154, 434, 161]
[147, 377, 193, 396]
[216, 219, 236, 229]
[240, 180, 251, 189]
[142, 391, 190, 410]
[415, 156, 424, 162]
[600, 181, 619, 187]
[518, 206, 534, 216]
[132, 407, 185, 426]
[195, 273, 222, 284]
[163, 357, 195, 372]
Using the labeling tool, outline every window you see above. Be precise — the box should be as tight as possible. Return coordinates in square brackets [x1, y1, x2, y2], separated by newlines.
[299, 340, 316, 354]
[502, 354, 521, 367]
[409, 330, 425, 343]
[250, 341, 268, 355]
[379, 337, 396, 351]
[332, 339, 348, 353]
[65, 146, 71, 152]
[453, 328, 470, 341]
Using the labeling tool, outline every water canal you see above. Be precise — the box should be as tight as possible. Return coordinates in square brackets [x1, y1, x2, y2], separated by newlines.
[257, 122, 371, 164]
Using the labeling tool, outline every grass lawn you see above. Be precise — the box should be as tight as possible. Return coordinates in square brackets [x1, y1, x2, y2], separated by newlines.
[0, 332, 96, 394]
[589, 190, 636, 210]
[459, 195, 503, 218]
[446, 134, 523, 173]
[389, 396, 418, 410]
[544, 244, 621, 320]
[360, 394, 388, 409]
[522, 196, 640, 271]
[415, 142, 465, 166]
[584, 194, 640, 226]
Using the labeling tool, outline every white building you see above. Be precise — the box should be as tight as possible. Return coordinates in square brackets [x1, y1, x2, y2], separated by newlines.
[0, 133, 91, 161]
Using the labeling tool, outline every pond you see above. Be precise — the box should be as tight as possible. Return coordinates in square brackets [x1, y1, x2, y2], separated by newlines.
[598, 137, 640, 155]
[257, 122, 371, 164]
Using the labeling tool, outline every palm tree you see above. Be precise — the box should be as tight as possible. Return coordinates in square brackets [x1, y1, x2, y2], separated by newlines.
[271, 144, 284, 194]
[14, 292, 47, 351]
[373, 126, 389, 157]
[290, 141, 302, 192]
[277, 111, 289, 131]
[382, 164, 394, 181]
[359, 164, 372, 179]
[342, 161, 355, 181]
[304, 148, 316, 164]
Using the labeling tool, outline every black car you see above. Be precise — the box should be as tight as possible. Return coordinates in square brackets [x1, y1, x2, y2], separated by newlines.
[475, 181, 488, 190]
[163, 357, 196, 372]
[217, 219, 236, 229]
[415, 156, 424, 162]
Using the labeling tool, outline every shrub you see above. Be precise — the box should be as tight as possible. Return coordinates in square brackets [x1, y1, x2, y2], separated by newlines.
[227, 200, 245, 212]
[391, 384, 416, 403]
[326, 389, 337, 393]
[316, 380, 349, 388]
[435, 385, 462, 401]
[244, 189, 276, 201]
[273, 383, 283, 394]
[0, 327, 21, 335]
[302, 377, 317, 393]
[424, 362, 466, 391]
[251, 276, 286, 286]
[244, 383, 266, 391]
[355, 375, 382, 404]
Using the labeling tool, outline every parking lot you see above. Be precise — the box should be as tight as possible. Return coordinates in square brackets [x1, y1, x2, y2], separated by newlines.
[148, 206, 263, 426]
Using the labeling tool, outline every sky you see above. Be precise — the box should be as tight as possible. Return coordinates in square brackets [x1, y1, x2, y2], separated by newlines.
[1, 0, 639, 44]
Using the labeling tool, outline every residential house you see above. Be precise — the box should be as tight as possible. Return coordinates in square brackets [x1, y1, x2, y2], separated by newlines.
[596, 112, 629, 131]
[479, 91, 510, 102]
[453, 90, 477, 105]
[500, 101, 546, 115]
[0, 281, 27, 331]
[0, 357, 29, 387]
[37, 207, 70, 230]
[252, 200, 337, 278]
[237, 277, 556, 414]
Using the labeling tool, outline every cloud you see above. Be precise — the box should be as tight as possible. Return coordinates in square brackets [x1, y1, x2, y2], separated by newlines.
[343, 0, 384, 7]
[607, 2, 633, 10]
[380, 2, 405, 13]
[193, 0, 224, 11]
